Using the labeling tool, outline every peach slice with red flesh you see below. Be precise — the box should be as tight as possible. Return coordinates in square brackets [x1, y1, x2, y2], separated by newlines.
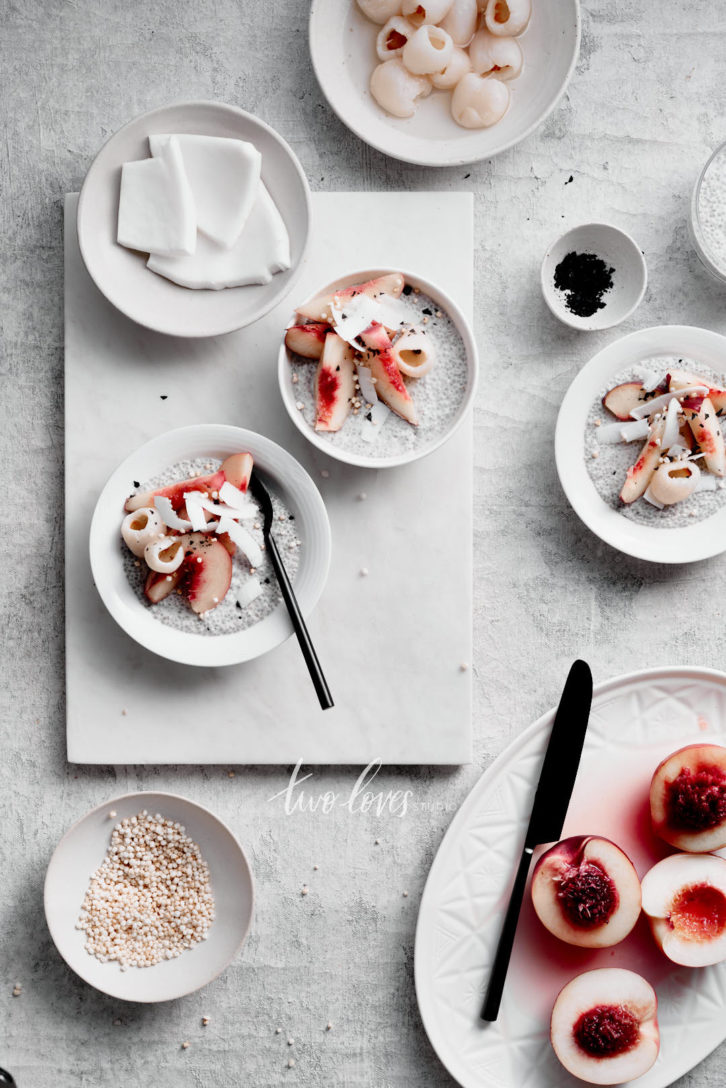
[641, 853, 726, 967]
[221, 452, 253, 492]
[531, 836, 641, 948]
[177, 532, 232, 614]
[144, 567, 181, 604]
[619, 413, 666, 504]
[314, 332, 356, 432]
[296, 273, 405, 324]
[650, 743, 726, 851]
[359, 321, 419, 425]
[285, 322, 330, 360]
[602, 381, 645, 421]
[125, 469, 226, 513]
[682, 395, 726, 476]
[550, 969, 659, 1085]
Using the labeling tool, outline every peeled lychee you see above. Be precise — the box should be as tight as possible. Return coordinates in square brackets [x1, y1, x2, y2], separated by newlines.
[531, 836, 641, 948]
[650, 743, 726, 852]
[641, 852, 726, 967]
[550, 968, 659, 1085]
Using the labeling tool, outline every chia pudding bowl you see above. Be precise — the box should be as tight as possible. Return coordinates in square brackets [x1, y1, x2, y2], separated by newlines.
[690, 139, 726, 286]
[277, 267, 478, 469]
[90, 424, 331, 667]
[555, 325, 726, 563]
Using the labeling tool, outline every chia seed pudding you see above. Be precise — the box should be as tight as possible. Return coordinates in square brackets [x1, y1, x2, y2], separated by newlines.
[585, 357, 726, 528]
[122, 458, 301, 635]
[288, 286, 469, 460]
[694, 142, 726, 280]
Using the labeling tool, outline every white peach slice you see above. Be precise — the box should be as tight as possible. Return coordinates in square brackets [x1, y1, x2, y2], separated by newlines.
[670, 369, 726, 423]
[178, 534, 233, 614]
[682, 395, 726, 476]
[650, 743, 726, 852]
[619, 413, 666, 504]
[314, 332, 356, 433]
[602, 381, 644, 421]
[531, 836, 641, 949]
[221, 452, 253, 493]
[144, 567, 181, 604]
[297, 274, 405, 324]
[641, 853, 726, 967]
[125, 469, 226, 513]
[359, 322, 419, 425]
[284, 322, 330, 359]
[550, 969, 659, 1085]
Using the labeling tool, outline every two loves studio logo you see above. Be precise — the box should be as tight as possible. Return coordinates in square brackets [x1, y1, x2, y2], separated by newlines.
[268, 760, 412, 817]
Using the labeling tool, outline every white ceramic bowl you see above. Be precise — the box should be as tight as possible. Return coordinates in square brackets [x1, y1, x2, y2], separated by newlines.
[309, 0, 580, 167]
[77, 101, 311, 337]
[90, 424, 331, 666]
[44, 791, 254, 1003]
[689, 138, 726, 285]
[278, 267, 479, 469]
[555, 325, 726, 563]
[541, 222, 647, 331]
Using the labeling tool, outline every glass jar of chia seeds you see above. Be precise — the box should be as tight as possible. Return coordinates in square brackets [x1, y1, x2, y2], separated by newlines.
[690, 138, 726, 285]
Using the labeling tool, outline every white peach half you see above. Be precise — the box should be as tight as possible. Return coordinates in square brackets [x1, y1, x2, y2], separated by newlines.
[531, 836, 641, 949]
[641, 853, 726, 967]
[650, 743, 726, 852]
[550, 969, 659, 1085]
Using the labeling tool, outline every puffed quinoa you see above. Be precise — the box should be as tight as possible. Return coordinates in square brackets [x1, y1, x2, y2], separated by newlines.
[77, 811, 215, 970]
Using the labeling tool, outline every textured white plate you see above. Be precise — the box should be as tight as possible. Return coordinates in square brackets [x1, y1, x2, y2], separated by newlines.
[415, 666, 726, 1088]
[77, 101, 311, 337]
[90, 424, 331, 667]
[278, 266, 479, 468]
[44, 791, 254, 1002]
[309, 0, 580, 167]
[555, 325, 726, 563]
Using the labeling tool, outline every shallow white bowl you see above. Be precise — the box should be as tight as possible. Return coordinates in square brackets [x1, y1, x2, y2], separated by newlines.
[44, 791, 254, 1003]
[541, 222, 647, 331]
[555, 325, 726, 563]
[309, 0, 580, 167]
[278, 267, 479, 469]
[90, 424, 331, 666]
[77, 101, 311, 338]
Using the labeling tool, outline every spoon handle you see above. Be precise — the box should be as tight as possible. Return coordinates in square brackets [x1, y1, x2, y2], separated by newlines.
[267, 534, 334, 710]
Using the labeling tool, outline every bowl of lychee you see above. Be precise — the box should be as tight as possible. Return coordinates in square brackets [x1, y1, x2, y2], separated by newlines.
[533, 742, 726, 1085]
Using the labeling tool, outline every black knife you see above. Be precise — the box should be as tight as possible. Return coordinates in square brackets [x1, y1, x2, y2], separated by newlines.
[481, 658, 593, 1022]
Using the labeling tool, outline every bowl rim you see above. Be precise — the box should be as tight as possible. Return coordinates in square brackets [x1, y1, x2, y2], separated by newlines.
[690, 137, 726, 285]
[554, 323, 726, 563]
[43, 790, 255, 1003]
[277, 266, 479, 469]
[77, 99, 312, 338]
[540, 221, 648, 332]
[308, 0, 581, 167]
[89, 423, 331, 665]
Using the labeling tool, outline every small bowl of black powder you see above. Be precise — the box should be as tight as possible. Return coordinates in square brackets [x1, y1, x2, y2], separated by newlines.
[541, 222, 647, 331]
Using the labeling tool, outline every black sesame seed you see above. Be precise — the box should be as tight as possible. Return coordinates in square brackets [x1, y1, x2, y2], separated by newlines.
[160, 395, 168, 400]
[133, 480, 140, 488]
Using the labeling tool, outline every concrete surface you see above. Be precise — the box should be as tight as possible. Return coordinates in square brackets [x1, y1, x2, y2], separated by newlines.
[2, 1, 726, 1085]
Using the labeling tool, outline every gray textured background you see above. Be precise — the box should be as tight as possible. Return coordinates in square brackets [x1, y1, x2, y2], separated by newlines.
[2, 1, 726, 1085]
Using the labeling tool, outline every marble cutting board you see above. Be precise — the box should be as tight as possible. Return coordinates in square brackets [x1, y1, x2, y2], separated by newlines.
[64, 190, 473, 764]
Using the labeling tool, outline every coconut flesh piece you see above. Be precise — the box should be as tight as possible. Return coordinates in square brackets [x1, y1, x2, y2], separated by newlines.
[153, 496, 193, 532]
[217, 516, 263, 568]
[639, 368, 664, 393]
[696, 472, 718, 492]
[356, 364, 379, 406]
[184, 490, 256, 524]
[597, 418, 650, 445]
[629, 385, 709, 419]
[661, 396, 682, 450]
[236, 574, 263, 608]
[219, 480, 255, 511]
[330, 291, 415, 347]
[361, 400, 391, 443]
[643, 486, 665, 510]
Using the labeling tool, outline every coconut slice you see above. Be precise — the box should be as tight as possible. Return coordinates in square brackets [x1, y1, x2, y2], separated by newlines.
[356, 365, 379, 406]
[153, 496, 193, 531]
[216, 517, 263, 568]
[661, 396, 682, 450]
[643, 486, 665, 510]
[219, 480, 257, 514]
[597, 419, 650, 445]
[236, 575, 263, 609]
[361, 401, 391, 443]
[629, 385, 709, 419]
[697, 473, 718, 492]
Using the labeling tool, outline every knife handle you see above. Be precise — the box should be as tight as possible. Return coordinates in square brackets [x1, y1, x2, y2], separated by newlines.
[481, 845, 534, 1022]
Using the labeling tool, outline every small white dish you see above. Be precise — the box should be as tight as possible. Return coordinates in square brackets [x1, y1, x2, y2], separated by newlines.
[555, 325, 726, 563]
[690, 138, 726, 285]
[541, 222, 647, 331]
[309, 0, 580, 167]
[77, 101, 311, 338]
[44, 791, 254, 1003]
[278, 267, 479, 469]
[90, 424, 331, 666]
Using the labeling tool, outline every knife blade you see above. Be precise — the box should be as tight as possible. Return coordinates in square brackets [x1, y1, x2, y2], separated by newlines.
[481, 658, 593, 1022]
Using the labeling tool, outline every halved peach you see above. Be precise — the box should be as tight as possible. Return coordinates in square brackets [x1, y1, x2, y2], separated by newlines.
[296, 273, 405, 324]
[602, 381, 644, 421]
[314, 332, 355, 432]
[650, 743, 726, 851]
[641, 853, 726, 967]
[550, 969, 659, 1085]
[531, 836, 641, 948]
[359, 321, 418, 425]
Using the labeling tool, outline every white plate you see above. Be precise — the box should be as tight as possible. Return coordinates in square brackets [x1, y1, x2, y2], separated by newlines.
[77, 101, 311, 337]
[44, 791, 254, 1002]
[415, 665, 726, 1088]
[309, 0, 580, 167]
[89, 424, 331, 667]
[555, 325, 726, 563]
[278, 266, 479, 468]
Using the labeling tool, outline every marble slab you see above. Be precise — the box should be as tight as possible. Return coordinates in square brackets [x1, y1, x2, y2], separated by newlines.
[64, 190, 473, 764]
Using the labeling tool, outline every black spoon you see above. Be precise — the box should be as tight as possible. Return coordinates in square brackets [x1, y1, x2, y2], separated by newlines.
[248, 472, 333, 710]
[0, 1069, 16, 1085]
